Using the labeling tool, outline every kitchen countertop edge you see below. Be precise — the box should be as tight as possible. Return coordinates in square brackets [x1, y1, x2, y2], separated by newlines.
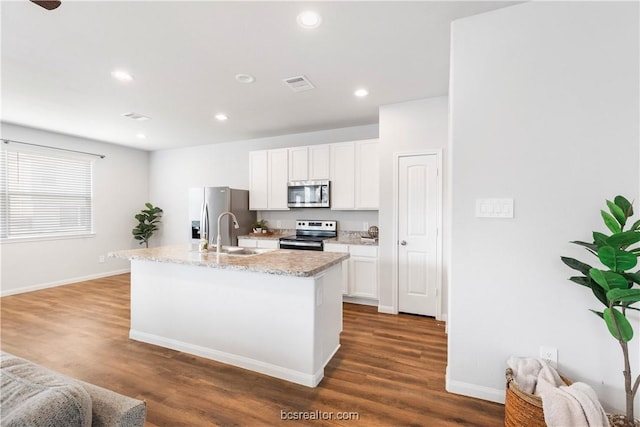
[109, 245, 349, 278]
[238, 233, 379, 246]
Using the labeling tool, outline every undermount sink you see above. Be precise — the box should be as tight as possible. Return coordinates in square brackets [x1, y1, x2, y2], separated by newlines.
[212, 246, 276, 256]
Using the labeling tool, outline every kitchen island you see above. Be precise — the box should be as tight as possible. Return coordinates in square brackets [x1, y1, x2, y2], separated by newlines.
[110, 245, 348, 387]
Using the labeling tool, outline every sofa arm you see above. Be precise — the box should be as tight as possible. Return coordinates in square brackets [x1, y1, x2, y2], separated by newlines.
[77, 380, 146, 427]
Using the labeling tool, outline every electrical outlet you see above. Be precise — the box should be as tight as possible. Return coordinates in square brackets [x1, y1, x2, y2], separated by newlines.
[276, 220, 282, 229]
[539, 346, 558, 368]
[98, 255, 105, 264]
[363, 222, 369, 231]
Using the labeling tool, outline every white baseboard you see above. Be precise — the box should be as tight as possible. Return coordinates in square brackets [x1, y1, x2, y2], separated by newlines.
[129, 329, 326, 388]
[377, 304, 397, 314]
[439, 314, 448, 333]
[0, 269, 131, 297]
[343, 295, 378, 307]
[445, 366, 505, 404]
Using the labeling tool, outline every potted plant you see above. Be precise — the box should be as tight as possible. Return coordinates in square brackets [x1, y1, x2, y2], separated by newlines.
[561, 195, 640, 427]
[132, 203, 163, 248]
[252, 219, 268, 233]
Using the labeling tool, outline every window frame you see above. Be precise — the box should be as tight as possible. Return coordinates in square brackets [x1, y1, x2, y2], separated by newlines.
[0, 144, 96, 242]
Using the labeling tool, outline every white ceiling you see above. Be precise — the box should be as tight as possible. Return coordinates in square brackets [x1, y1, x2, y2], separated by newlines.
[1, 1, 516, 151]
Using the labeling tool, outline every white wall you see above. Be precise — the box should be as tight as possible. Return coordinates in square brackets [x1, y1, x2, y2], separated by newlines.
[447, 1, 639, 415]
[0, 123, 150, 295]
[378, 97, 450, 315]
[149, 124, 379, 245]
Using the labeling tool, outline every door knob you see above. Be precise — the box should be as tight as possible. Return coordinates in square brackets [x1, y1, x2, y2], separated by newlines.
[399, 240, 407, 246]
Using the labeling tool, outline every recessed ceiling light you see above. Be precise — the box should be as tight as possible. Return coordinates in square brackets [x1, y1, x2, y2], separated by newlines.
[111, 69, 133, 82]
[136, 133, 146, 139]
[235, 74, 255, 84]
[297, 11, 322, 29]
[215, 114, 228, 121]
[354, 88, 369, 98]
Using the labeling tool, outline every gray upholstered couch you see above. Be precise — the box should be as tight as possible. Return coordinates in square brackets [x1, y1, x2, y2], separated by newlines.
[0, 351, 146, 426]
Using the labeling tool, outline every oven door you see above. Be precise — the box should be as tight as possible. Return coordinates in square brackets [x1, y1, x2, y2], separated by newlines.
[287, 181, 330, 208]
[279, 238, 324, 251]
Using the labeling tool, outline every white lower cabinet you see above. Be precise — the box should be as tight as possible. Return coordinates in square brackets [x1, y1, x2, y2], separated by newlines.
[238, 238, 279, 249]
[324, 243, 378, 302]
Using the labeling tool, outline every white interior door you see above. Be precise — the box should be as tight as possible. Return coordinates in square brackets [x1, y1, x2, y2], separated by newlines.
[397, 154, 439, 316]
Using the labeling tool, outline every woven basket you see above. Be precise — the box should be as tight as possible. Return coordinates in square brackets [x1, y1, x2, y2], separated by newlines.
[504, 368, 572, 427]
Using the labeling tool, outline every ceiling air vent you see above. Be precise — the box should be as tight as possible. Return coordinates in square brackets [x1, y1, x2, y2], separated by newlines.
[122, 112, 151, 121]
[283, 75, 315, 92]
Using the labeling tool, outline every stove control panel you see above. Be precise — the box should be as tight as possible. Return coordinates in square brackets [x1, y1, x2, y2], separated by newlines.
[295, 220, 337, 232]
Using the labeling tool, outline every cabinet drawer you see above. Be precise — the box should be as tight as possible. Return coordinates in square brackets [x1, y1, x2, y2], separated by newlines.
[324, 243, 349, 253]
[349, 245, 377, 258]
[238, 238, 258, 248]
[257, 240, 279, 249]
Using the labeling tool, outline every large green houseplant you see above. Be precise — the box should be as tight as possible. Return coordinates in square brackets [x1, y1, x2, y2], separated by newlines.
[561, 196, 640, 427]
[131, 203, 163, 248]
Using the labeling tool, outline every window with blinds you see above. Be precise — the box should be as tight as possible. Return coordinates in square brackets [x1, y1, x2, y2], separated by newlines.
[0, 146, 94, 239]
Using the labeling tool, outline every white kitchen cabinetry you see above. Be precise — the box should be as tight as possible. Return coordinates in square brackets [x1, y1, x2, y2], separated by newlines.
[324, 243, 378, 302]
[329, 143, 356, 209]
[329, 139, 379, 210]
[309, 145, 330, 180]
[288, 147, 308, 182]
[355, 140, 380, 209]
[268, 149, 289, 209]
[288, 145, 330, 181]
[238, 238, 279, 249]
[249, 149, 289, 210]
[249, 150, 268, 210]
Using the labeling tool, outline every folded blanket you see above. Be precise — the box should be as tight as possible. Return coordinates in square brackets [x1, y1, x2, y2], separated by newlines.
[507, 357, 609, 427]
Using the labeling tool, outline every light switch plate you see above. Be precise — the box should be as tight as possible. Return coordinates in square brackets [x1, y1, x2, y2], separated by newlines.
[475, 198, 514, 218]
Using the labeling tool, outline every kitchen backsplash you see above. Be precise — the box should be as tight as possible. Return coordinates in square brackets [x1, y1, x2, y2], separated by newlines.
[258, 209, 378, 233]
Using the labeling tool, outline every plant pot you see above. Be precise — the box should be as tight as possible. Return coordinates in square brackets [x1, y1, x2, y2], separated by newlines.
[607, 414, 640, 427]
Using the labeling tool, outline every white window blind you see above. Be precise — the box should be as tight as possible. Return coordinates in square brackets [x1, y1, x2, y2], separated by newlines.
[0, 145, 94, 239]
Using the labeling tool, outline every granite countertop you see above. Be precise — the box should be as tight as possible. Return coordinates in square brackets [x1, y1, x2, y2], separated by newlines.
[237, 230, 290, 241]
[109, 244, 349, 277]
[324, 236, 378, 246]
[239, 230, 378, 246]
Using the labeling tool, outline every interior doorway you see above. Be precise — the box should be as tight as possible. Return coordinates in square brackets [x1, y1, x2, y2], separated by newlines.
[395, 152, 442, 317]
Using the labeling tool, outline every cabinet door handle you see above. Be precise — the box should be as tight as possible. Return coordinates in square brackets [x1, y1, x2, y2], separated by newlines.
[399, 240, 407, 246]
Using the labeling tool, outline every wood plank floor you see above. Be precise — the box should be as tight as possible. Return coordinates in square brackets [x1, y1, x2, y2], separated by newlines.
[0, 274, 504, 426]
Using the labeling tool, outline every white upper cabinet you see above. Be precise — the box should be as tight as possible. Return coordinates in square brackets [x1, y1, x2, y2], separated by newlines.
[329, 142, 356, 209]
[268, 148, 289, 210]
[251, 139, 377, 211]
[249, 149, 289, 210]
[249, 150, 268, 210]
[355, 139, 380, 209]
[288, 145, 330, 182]
[330, 139, 379, 210]
[308, 145, 330, 180]
[288, 147, 308, 182]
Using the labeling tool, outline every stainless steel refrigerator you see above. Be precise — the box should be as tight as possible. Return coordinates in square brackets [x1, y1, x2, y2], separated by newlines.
[188, 187, 255, 247]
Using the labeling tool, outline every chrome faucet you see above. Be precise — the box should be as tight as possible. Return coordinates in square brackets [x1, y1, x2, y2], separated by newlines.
[216, 211, 239, 254]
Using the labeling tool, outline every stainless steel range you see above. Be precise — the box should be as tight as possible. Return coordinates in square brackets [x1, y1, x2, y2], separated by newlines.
[279, 220, 337, 251]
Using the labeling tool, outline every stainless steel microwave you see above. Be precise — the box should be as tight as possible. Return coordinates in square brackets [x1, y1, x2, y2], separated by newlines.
[287, 180, 330, 208]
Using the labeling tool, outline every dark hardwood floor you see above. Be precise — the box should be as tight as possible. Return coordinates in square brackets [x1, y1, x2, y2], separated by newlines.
[0, 274, 504, 426]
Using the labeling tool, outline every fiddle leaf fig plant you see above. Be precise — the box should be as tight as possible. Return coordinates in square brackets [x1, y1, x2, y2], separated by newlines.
[132, 203, 163, 248]
[561, 195, 640, 427]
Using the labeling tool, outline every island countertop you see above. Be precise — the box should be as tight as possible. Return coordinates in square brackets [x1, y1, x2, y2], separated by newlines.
[109, 245, 349, 278]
